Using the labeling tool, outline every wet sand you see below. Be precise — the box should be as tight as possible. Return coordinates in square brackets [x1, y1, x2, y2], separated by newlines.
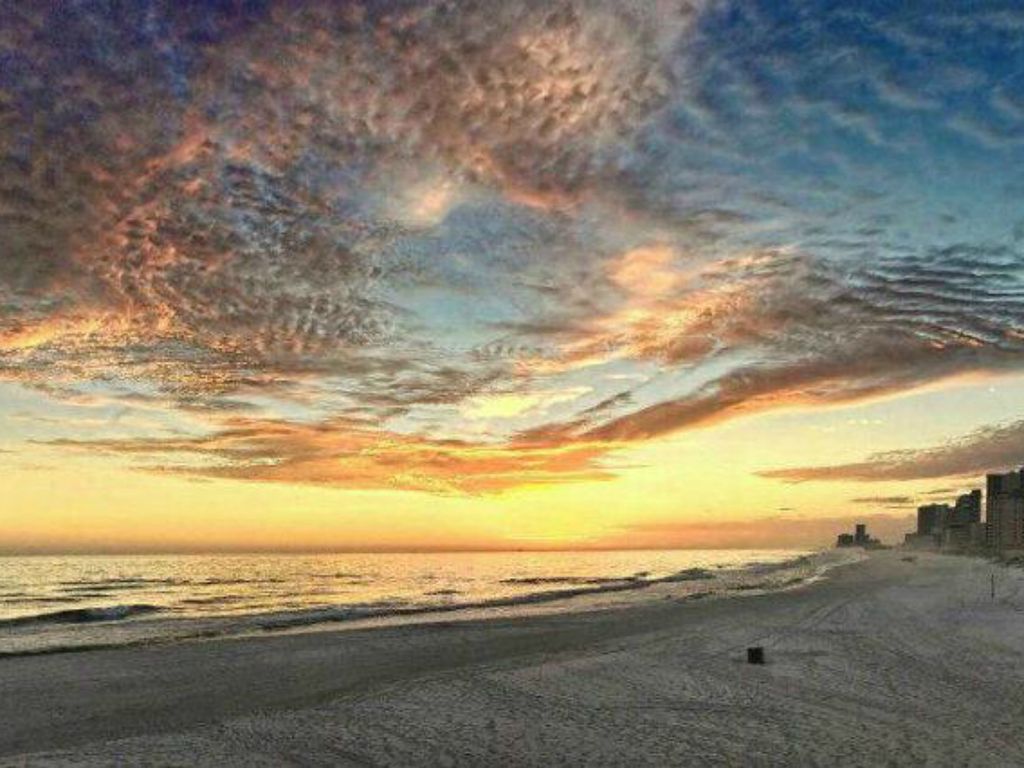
[3, 551, 1023, 766]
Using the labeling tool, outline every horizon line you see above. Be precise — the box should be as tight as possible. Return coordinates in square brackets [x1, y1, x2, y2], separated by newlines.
[0, 544, 822, 557]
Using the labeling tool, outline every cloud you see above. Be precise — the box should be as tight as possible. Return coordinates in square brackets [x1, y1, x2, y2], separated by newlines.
[1, 0, 1023, 497]
[0, 0, 702, 406]
[850, 496, 916, 510]
[851, 496, 915, 505]
[520, 244, 1024, 442]
[40, 417, 621, 495]
[527, 244, 760, 373]
[759, 420, 1024, 484]
[922, 487, 959, 498]
[461, 387, 591, 421]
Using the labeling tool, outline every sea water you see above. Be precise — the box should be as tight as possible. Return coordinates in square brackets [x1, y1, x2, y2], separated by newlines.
[0, 549, 848, 655]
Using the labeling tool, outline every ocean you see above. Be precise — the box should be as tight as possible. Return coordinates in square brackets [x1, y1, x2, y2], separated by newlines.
[0, 549, 842, 655]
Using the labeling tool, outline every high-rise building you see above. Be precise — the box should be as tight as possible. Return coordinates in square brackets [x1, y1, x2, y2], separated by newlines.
[952, 490, 982, 525]
[986, 468, 1024, 551]
[938, 489, 985, 552]
[917, 503, 951, 536]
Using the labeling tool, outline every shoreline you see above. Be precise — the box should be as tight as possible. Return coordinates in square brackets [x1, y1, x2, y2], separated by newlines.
[3, 550, 1024, 765]
[0, 549, 848, 658]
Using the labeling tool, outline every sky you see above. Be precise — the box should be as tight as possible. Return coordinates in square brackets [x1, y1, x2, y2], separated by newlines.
[1, 0, 1023, 553]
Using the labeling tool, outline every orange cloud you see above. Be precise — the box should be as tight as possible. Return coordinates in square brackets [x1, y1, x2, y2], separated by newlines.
[44, 417, 622, 495]
[517, 246, 776, 376]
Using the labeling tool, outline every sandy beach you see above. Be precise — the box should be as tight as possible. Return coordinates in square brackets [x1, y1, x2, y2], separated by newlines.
[3, 550, 1023, 766]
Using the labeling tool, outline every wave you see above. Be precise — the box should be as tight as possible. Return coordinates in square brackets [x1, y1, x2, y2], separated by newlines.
[249, 586, 639, 631]
[54, 577, 286, 592]
[59, 578, 182, 588]
[61, 585, 156, 595]
[248, 574, 717, 633]
[2, 596, 84, 605]
[0, 604, 164, 628]
[179, 595, 247, 606]
[311, 572, 366, 580]
[742, 555, 813, 574]
[498, 576, 637, 586]
[662, 568, 715, 582]
[499, 567, 714, 588]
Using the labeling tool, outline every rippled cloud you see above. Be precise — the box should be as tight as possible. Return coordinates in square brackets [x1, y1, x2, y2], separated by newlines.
[1, 0, 1022, 493]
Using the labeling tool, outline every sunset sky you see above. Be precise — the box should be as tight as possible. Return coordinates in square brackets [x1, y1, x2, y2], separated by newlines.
[2, 0, 1023, 552]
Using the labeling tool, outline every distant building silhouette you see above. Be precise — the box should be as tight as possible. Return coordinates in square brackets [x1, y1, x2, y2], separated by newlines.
[953, 490, 982, 525]
[916, 503, 951, 536]
[986, 468, 1024, 551]
[901, 470, 1024, 554]
[837, 523, 881, 549]
[907, 492, 983, 550]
